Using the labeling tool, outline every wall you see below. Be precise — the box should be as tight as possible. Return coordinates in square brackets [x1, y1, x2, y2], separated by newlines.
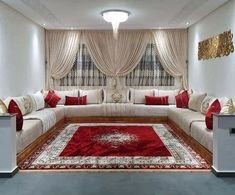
[188, 0, 235, 98]
[0, 1, 45, 98]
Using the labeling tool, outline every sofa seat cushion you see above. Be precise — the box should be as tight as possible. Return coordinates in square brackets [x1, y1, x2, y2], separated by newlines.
[64, 104, 103, 117]
[132, 104, 175, 117]
[191, 122, 213, 152]
[16, 119, 43, 154]
[168, 107, 205, 134]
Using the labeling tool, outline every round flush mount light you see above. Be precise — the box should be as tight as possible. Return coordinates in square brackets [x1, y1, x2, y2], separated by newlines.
[101, 9, 131, 39]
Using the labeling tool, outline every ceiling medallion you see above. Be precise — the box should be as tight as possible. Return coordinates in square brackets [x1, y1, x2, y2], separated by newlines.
[101, 9, 130, 39]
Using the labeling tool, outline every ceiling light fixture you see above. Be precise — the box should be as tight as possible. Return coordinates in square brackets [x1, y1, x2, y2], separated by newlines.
[101, 9, 130, 39]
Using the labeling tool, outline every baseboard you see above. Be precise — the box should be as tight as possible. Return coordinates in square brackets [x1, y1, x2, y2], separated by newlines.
[212, 166, 235, 177]
[0, 167, 18, 178]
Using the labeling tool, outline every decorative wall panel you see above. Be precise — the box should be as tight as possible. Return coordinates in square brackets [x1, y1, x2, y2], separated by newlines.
[198, 30, 234, 60]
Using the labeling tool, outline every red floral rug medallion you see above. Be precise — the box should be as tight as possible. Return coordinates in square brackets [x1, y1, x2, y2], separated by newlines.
[19, 124, 210, 170]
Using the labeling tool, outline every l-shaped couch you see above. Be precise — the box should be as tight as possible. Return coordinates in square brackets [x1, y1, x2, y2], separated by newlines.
[2, 88, 231, 157]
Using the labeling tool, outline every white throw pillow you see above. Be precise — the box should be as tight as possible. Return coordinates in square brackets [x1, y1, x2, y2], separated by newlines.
[55, 90, 79, 105]
[200, 96, 216, 115]
[188, 92, 207, 112]
[3, 95, 33, 115]
[103, 89, 129, 103]
[0, 99, 8, 113]
[29, 91, 45, 111]
[154, 89, 179, 105]
[79, 89, 103, 104]
[220, 98, 235, 114]
[130, 89, 153, 104]
[219, 97, 230, 108]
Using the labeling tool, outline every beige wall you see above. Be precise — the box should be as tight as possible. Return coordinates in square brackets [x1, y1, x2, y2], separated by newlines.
[188, 0, 235, 98]
[0, 1, 45, 98]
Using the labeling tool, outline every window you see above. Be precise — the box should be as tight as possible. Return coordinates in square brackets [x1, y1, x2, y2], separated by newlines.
[59, 44, 106, 86]
[125, 43, 174, 86]
[59, 43, 174, 87]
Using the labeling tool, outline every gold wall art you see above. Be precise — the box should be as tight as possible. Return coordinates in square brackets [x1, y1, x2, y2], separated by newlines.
[198, 30, 234, 60]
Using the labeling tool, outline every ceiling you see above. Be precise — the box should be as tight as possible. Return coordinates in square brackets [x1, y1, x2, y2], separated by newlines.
[2, 0, 228, 29]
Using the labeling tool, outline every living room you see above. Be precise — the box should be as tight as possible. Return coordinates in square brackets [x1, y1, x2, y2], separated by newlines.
[0, 0, 235, 194]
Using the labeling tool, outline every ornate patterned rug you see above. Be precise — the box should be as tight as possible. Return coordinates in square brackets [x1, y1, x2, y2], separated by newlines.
[19, 124, 210, 170]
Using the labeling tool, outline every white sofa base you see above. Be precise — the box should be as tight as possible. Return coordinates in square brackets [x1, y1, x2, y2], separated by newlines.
[17, 103, 212, 163]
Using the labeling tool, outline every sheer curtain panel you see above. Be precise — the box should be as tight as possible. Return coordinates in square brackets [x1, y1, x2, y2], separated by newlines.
[46, 30, 81, 88]
[152, 29, 188, 89]
[83, 30, 151, 88]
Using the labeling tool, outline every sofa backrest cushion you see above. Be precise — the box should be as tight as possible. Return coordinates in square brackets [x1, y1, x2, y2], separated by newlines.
[130, 89, 154, 104]
[65, 95, 87, 105]
[220, 98, 235, 114]
[154, 89, 179, 105]
[103, 89, 129, 103]
[79, 89, 103, 104]
[145, 95, 169, 105]
[8, 100, 23, 131]
[188, 92, 207, 112]
[29, 91, 45, 111]
[54, 90, 79, 105]
[200, 96, 216, 115]
[205, 99, 221, 130]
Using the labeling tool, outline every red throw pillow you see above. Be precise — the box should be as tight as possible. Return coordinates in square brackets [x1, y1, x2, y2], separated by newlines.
[44, 90, 61, 108]
[8, 100, 23, 131]
[175, 90, 189, 108]
[145, 96, 169, 105]
[205, 99, 221, 130]
[65, 95, 87, 105]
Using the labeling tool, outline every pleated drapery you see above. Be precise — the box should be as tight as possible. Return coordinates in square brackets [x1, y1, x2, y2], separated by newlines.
[152, 29, 188, 89]
[46, 30, 81, 88]
[45, 29, 188, 89]
[82, 30, 151, 87]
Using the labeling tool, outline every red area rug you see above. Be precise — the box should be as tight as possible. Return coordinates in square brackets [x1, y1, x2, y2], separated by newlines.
[60, 126, 171, 157]
[19, 124, 210, 170]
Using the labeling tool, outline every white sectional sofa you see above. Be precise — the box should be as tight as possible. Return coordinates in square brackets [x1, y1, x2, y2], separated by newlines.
[2, 88, 231, 155]
[168, 107, 212, 151]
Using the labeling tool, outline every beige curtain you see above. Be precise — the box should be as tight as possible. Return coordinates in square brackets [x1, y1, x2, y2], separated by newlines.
[46, 30, 81, 88]
[83, 30, 151, 87]
[152, 29, 188, 89]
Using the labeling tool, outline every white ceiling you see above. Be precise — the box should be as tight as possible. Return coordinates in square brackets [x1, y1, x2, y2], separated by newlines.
[2, 0, 229, 29]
